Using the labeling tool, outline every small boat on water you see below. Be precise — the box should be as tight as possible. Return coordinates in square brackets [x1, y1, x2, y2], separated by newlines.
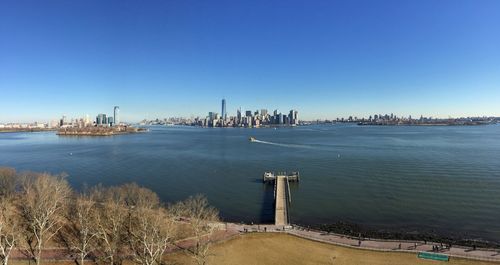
[249, 137, 256, 142]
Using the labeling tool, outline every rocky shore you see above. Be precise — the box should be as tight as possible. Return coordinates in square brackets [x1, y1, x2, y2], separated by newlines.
[317, 221, 500, 248]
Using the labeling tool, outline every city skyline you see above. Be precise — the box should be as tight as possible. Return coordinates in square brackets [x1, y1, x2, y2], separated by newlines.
[191, 99, 299, 127]
[1, 99, 500, 125]
[1, 0, 500, 122]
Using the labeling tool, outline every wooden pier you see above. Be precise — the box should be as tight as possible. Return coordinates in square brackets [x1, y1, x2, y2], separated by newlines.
[263, 172, 299, 226]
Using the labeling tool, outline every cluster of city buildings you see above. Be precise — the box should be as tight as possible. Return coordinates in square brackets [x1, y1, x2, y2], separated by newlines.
[0, 106, 122, 131]
[0, 122, 51, 130]
[324, 113, 498, 126]
[6, 105, 498, 131]
[57, 106, 121, 128]
[140, 99, 299, 128]
[96, 106, 120, 126]
[195, 99, 299, 127]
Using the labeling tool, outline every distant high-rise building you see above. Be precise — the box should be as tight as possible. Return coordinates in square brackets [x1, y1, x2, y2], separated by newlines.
[237, 108, 242, 124]
[286, 110, 298, 125]
[293, 110, 298, 124]
[261, 109, 268, 117]
[208, 112, 217, 122]
[221, 99, 227, 120]
[60, 115, 67, 127]
[96, 114, 107, 126]
[273, 110, 280, 124]
[245, 110, 252, 117]
[114, 106, 120, 126]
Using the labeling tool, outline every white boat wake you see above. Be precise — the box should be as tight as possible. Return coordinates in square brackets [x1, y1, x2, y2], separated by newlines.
[251, 139, 313, 149]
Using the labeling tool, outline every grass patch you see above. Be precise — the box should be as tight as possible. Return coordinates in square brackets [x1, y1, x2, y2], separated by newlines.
[168, 233, 498, 265]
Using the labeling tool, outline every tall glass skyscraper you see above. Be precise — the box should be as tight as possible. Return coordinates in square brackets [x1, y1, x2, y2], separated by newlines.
[114, 106, 120, 126]
[221, 99, 226, 120]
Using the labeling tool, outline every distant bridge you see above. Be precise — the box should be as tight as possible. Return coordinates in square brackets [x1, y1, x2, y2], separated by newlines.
[263, 172, 299, 226]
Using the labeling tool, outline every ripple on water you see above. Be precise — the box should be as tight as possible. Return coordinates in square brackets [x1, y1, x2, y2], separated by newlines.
[1, 126, 500, 242]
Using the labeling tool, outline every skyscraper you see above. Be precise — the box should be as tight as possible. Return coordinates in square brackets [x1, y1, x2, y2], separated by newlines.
[221, 99, 226, 120]
[208, 112, 216, 122]
[97, 113, 107, 126]
[237, 108, 242, 124]
[60, 115, 67, 126]
[293, 110, 298, 124]
[273, 110, 279, 124]
[114, 106, 120, 126]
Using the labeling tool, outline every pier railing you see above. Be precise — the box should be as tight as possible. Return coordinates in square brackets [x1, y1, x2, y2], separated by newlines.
[262, 171, 299, 226]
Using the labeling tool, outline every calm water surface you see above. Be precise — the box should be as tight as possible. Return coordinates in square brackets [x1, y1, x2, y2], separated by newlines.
[1, 125, 500, 241]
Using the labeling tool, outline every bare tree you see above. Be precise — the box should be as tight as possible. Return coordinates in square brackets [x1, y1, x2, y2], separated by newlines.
[61, 193, 97, 265]
[92, 183, 177, 265]
[0, 168, 20, 265]
[0, 168, 17, 198]
[1, 168, 224, 265]
[0, 193, 19, 265]
[118, 183, 160, 209]
[128, 206, 175, 265]
[108, 183, 174, 265]
[173, 195, 219, 265]
[19, 173, 71, 265]
[92, 186, 128, 265]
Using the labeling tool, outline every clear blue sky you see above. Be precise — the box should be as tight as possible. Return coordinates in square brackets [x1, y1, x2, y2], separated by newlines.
[1, 0, 499, 122]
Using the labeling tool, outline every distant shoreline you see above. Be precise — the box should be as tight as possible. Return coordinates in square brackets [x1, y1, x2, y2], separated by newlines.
[356, 122, 495, 126]
[1, 123, 497, 134]
[0, 126, 149, 135]
[57, 126, 147, 136]
[0, 128, 56, 133]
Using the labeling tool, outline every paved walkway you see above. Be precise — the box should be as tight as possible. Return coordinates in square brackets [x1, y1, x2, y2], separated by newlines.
[274, 176, 287, 226]
[227, 223, 500, 263]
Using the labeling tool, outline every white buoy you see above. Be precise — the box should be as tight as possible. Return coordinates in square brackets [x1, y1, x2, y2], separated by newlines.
[69, 153, 73, 156]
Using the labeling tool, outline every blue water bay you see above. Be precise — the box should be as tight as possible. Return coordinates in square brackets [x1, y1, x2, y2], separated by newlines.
[1, 124, 499, 241]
